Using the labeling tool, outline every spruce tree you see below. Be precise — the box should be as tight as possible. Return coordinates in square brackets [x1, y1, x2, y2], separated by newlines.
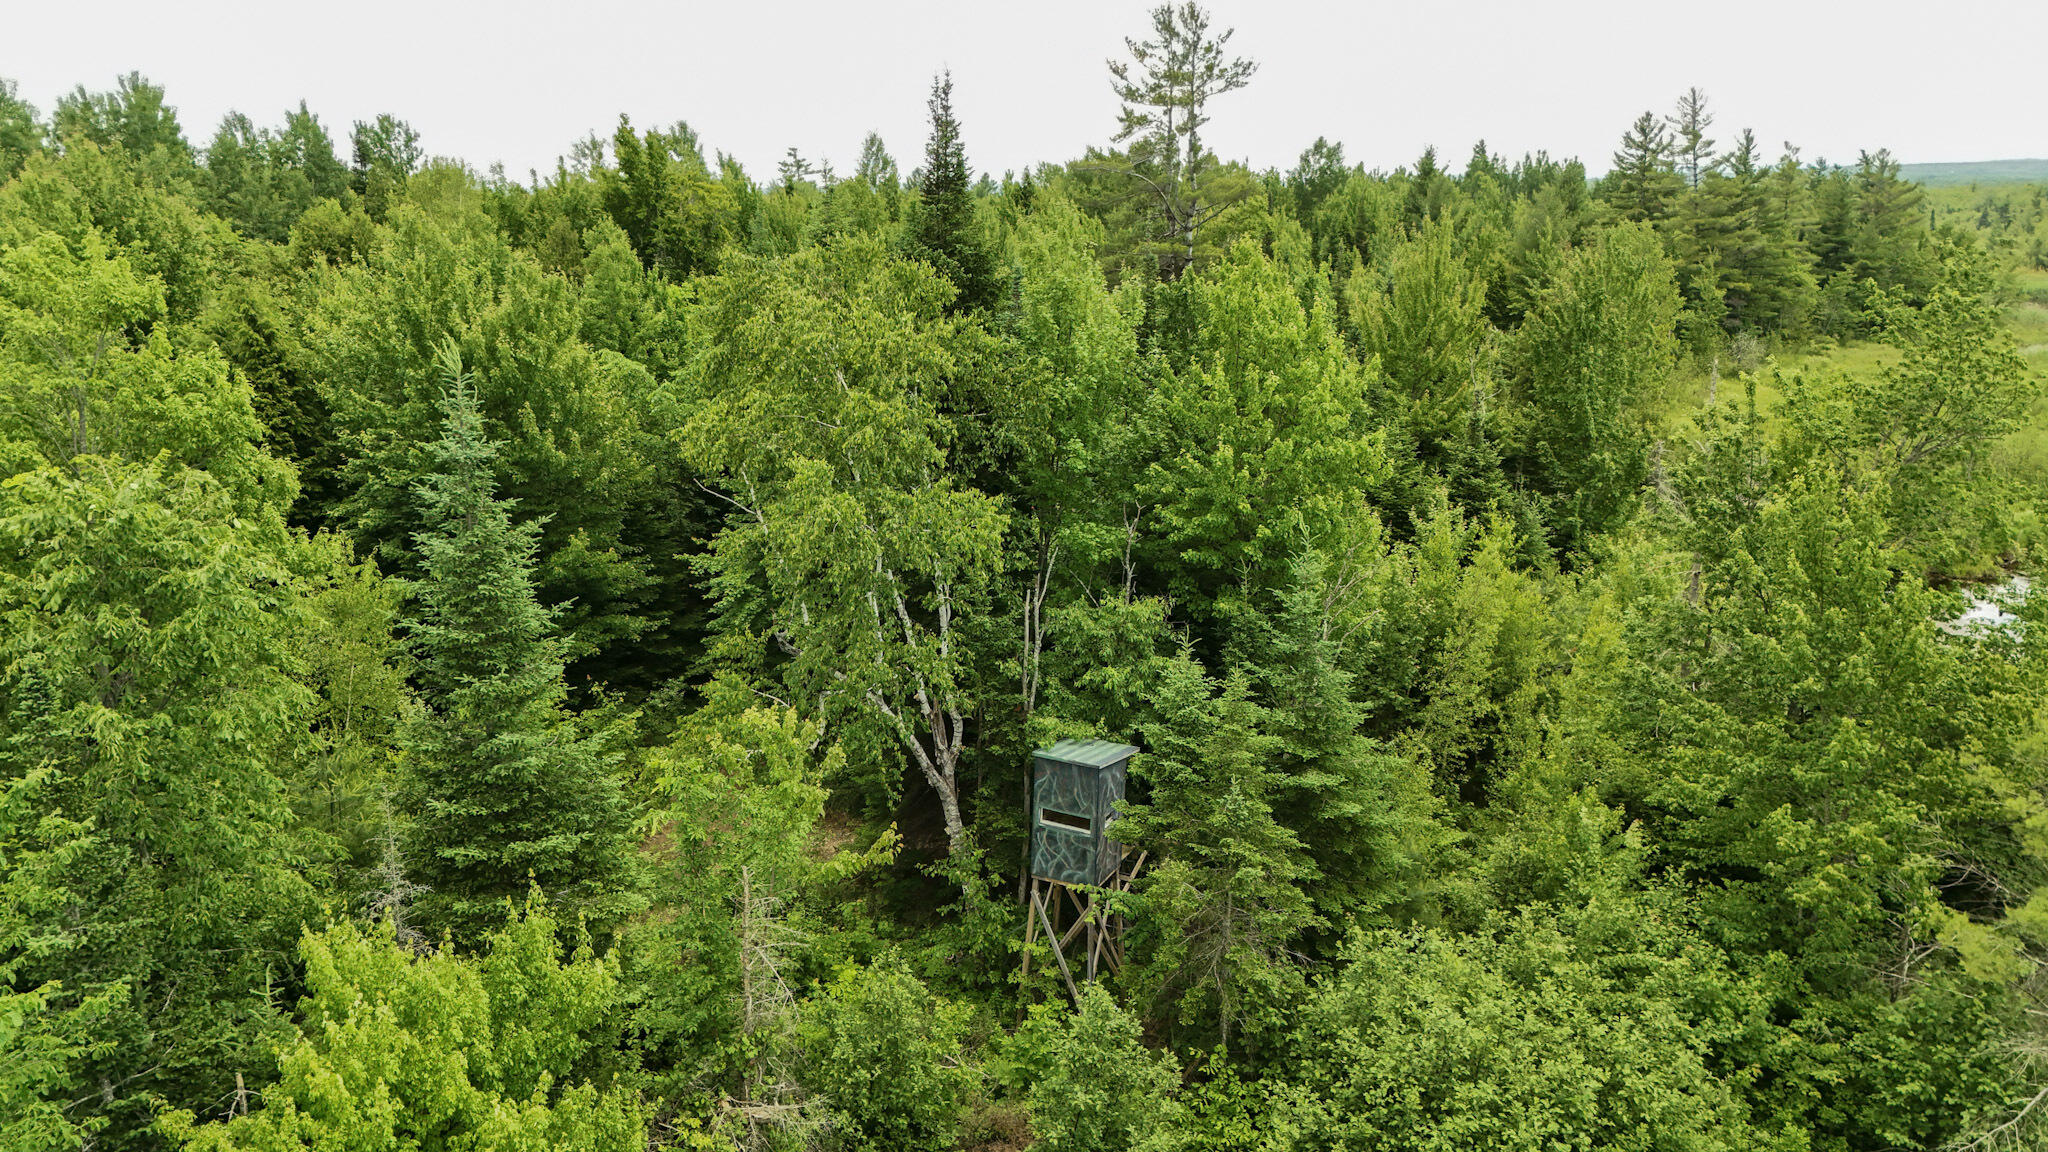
[1402, 145, 1451, 226]
[397, 343, 631, 945]
[909, 71, 999, 312]
[1252, 551, 1428, 923]
[1119, 654, 1319, 1054]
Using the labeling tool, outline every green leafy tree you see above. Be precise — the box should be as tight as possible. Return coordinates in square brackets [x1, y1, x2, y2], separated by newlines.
[1010, 986, 1185, 1152]
[52, 72, 191, 165]
[1392, 506, 1557, 808]
[988, 197, 1154, 723]
[300, 196, 660, 663]
[681, 236, 1004, 866]
[350, 112, 421, 219]
[0, 459, 314, 1146]
[396, 347, 634, 944]
[1400, 145, 1452, 228]
[0, 979, 113, 1151]
[811, 131, 903, 243]
[202, 102, 349, 242]
[1303, 169, 1402, 275]
[196, 274, 346, 523]
[0, 226, 293, 509]
[165, 903, 644, 1152]
[1779, 242, 2039, 567]
[1284, 906, 1751, 1151]
[1512, 221, 1679, 548]
[624, 676, 893, 1145]
[601, 115, 739, 278]
[1141, 243, 1387, 631]
[1346, 220, 1492, 475]
[796, 959, 972, 1152]
[276, 101, 350, 199]
[0, 140, 236, 324]
[0, 77, 43, 180]
[285, 532, 414, 896]
[1846, 149, 1932, 292]
[1625, 463, 2038, 1146]
[1287, 137, 1349, 224]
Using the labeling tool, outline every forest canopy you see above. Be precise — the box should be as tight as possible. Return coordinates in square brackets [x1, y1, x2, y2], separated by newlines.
[5, 6, 2048, 1151]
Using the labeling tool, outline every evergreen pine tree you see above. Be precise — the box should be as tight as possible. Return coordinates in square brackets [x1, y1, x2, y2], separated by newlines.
[1605, 112, 1682, 224]
[398, 342, 632, 945]
[1106, 2, 1258, 279]
[1667, 87, 1717, 190]
[1401, 145, 1452, 226]
[1697, 129, 1815, 334]
[909, 71, 999, 312]
[1848, 148, 1932, 295]
[1119, 654, 1319, 1054]
[1251, 550, 1428, 923]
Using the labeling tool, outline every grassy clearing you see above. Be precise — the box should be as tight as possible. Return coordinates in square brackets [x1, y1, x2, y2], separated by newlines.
[1995, 296, 2048, 485]
[1657, 294, 2048, 565]
[1662, 340, 1896, 435]
[2015, 267, 2048, 303]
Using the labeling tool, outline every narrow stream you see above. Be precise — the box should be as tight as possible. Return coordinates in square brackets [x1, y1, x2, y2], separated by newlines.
[1944, 573, 2032, 635]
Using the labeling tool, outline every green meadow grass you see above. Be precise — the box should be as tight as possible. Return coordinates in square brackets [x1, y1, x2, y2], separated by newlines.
[1660, 295, 2048, 534]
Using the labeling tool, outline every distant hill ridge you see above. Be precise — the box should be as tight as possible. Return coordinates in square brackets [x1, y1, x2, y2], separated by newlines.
[1901, 159, 2048, 186]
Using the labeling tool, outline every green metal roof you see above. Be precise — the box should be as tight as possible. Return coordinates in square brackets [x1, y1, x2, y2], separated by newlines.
[1034, 737, 1138, 769]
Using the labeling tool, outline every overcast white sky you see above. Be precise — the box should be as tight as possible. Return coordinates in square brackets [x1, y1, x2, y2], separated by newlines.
[5, 0, 2043, 183]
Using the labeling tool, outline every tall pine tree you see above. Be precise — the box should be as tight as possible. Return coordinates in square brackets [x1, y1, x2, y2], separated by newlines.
[908, 71, 999, 312]
[1667, 87, 1716, 190]
[397, 342, 633, 945]
[1605, 112, 1682, 224]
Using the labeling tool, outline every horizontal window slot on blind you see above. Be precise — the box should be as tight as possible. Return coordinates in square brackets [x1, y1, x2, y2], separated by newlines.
[1040, 808, 1091, 832]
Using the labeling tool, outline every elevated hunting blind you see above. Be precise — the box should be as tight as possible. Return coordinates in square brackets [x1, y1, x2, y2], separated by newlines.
[1023, 737, 1144, 1000]
[1029, 737, 1135, 886]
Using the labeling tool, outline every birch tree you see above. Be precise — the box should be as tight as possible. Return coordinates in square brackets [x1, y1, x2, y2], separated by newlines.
[681, 236, 1004, 865]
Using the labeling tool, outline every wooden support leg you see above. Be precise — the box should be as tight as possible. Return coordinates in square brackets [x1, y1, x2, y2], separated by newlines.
[1083, 889, 1099, 983]
[1034, 887, 1082, 1006]
[1058, 886, 1091, 951]
[1021, 879, 1039, 981]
